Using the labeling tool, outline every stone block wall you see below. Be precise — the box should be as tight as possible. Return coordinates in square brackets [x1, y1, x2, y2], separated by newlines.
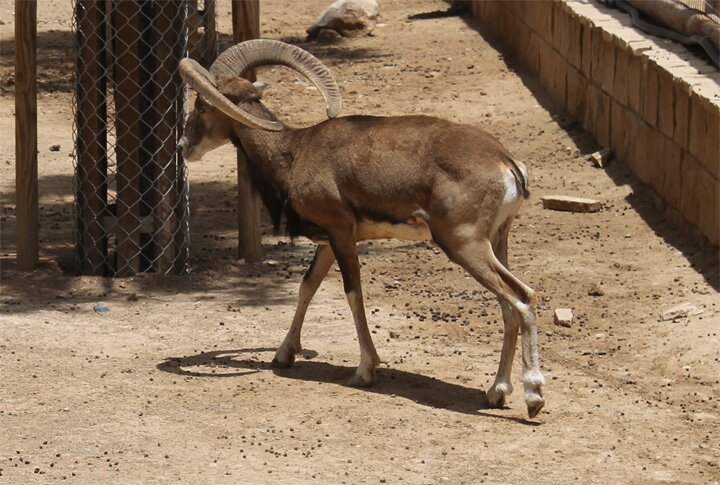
[469, 0, 719, 246]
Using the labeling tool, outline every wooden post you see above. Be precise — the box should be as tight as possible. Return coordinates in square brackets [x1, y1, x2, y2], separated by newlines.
[231, 0, 262, 263]
[189, 0, 217, 66]
[15, 0, 38, 271]
[76, 0, 108, 275]
[203, 0, 217, 66]
[188, 0, 202, 62]
[173, 2, 190, 274]
[149, 0, 181, 273]
[112, 0, 145, 276]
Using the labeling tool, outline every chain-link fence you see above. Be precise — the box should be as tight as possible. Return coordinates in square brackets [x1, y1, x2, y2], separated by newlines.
[73, 0, 217, 276]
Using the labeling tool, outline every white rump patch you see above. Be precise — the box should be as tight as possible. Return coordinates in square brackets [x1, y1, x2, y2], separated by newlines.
[491, 168, 524, 236]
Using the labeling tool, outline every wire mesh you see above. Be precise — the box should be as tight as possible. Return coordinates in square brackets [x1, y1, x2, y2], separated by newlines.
[73, 0, 217, 276]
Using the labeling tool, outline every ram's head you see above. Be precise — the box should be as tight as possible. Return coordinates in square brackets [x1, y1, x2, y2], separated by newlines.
[178, 39, 342, 161]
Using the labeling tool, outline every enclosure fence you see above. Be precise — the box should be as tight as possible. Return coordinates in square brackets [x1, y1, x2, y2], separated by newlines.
[72, 0, 216, 277]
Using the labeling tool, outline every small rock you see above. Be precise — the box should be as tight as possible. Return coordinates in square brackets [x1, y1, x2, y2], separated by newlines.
[589, 148, 612, 168]
[554, 308, 573, 327]
[93, 302, 110, 313]
[661, 302, 703, 321]
[126, 293, 139, 302]
[49, 144, 61, 152]
[620, 375, 637, 385]
[588, 284, 605, 296]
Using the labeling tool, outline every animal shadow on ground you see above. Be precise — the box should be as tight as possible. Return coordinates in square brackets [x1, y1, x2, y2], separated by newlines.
[157, 348, 540, 425]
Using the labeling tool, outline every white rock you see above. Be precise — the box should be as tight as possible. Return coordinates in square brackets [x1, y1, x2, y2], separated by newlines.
[307, 0, 380, 40]
[589, 148, 612, 168]
[554, 308, 574, 327]
[661, 302, 704, 321]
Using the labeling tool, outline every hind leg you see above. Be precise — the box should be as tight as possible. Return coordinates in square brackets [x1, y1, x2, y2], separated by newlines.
[485, 223, 519, 407]
[439, 233, 545, 418]
[485, 301, 519, 408]
[272, 244, 335, 368]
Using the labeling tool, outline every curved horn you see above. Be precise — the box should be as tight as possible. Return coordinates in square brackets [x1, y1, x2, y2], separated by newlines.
[209, 39, 342, 118]
[179, 58, 284, 132]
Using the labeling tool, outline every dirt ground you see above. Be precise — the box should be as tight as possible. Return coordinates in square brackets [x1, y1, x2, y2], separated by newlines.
[1, 0, 719, 483]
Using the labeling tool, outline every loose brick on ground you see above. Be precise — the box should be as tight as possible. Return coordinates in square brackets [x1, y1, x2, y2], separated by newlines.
[554, 308, 574, 327]
[541, 195, 603, 213]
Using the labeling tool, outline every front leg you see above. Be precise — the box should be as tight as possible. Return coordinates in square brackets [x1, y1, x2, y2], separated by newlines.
[328, 229, 380, 387]
[272, 244, 335, 368]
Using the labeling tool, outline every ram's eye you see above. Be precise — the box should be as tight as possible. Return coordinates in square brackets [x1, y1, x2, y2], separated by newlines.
[196, 105, 206, 114]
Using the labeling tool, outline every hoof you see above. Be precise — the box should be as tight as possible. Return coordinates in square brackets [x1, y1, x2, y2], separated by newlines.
[526, 396, 545, 419]
[271, 354, 295, 369]
[485, 382, 512, 408]
[485, 391, 506, 409]
[523, 370, 545, 418]
[347, 371, 375, 388]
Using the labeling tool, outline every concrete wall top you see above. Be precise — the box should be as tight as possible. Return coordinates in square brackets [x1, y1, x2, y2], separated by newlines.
[564, 0, 719, 111]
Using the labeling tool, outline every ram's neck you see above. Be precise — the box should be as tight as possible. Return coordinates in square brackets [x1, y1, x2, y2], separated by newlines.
[234, 128, 293, 188]
[227, 101, 301, 231]
[230, 104, 295, 195]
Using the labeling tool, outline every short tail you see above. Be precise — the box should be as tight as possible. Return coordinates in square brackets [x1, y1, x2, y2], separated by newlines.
[503, 156, 530, 199]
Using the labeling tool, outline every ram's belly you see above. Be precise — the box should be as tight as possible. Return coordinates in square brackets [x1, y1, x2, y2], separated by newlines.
[356, 219, 432, 242]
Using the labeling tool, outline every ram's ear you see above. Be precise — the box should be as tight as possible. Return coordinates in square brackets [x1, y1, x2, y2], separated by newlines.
[252, 81, 270, 98]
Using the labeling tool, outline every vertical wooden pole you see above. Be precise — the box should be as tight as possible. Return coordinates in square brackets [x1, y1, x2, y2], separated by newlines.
[203, 0, 217, 65]
[174, 3, 189, 274]
[113, 0, 145, 276]
[15, 0, 38, 271]
[187, 0, 202, 62]
[76, 0, 108, 275]
[150, 0, 180, 273]
[231, 0, 262, 263]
